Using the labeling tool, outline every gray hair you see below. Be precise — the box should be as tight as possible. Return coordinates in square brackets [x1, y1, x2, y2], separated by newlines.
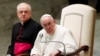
[40, 14, 54, 22]
[17, 2, 32, 11]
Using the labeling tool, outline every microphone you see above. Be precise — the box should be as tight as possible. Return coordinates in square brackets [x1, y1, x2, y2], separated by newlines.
[39, 33, 66, 56]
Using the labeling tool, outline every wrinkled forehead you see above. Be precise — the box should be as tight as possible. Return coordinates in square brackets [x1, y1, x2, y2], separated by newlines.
[41, 16, 52, 22]
[41, 16, 54, 25]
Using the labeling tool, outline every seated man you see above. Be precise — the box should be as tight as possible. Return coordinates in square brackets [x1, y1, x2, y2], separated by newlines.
[30, 14, 77, 56]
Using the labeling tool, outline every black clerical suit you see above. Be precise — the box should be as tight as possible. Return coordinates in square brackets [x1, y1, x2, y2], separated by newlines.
[7, 18, 42, 56]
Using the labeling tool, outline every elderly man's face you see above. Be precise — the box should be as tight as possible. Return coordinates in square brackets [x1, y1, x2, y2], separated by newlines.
[17, 6, 31, 23]
[41, 17, 55, 34]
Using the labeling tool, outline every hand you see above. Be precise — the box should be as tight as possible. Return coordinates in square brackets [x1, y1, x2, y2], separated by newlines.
[49, 50, 61, 56]
[31, 54, 37, 56]
[7, 54, 11, 56]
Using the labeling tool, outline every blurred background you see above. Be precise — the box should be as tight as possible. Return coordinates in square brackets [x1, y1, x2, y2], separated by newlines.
[0, 0, 100, 56]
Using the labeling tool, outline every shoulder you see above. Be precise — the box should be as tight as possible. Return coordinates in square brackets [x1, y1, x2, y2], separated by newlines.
[37, 29, 46, 38]
[27, 19, 42, 29]
[38, 29, 46, 34]
[30, 19, 39, 25]
[13, 22, 20, 27]
[11, 22, 20, 30]
[30, 19, 41, 27]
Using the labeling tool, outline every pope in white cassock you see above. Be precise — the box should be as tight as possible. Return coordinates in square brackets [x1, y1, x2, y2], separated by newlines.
[30, 14, 77, 56]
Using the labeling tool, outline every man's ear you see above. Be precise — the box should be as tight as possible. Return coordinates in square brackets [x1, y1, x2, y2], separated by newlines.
[54, 20, 56, 23]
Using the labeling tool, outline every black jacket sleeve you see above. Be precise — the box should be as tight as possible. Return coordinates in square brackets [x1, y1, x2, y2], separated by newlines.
[7, 26, 15, 55]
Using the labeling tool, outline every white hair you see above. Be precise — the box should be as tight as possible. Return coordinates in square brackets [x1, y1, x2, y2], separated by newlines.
[17, 2, 31, 11]
[40, 14, 54, 22]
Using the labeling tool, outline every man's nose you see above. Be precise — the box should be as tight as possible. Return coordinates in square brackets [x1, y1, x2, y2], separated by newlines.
[22, 12, 25, 15]
[46, 25, 50, 29]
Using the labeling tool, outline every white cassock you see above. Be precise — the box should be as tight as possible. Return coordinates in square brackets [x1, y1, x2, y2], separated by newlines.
[30, 25, 77, 56]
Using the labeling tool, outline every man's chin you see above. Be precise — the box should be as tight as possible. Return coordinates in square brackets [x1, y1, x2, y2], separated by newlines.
[47, 32, 53, 35]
